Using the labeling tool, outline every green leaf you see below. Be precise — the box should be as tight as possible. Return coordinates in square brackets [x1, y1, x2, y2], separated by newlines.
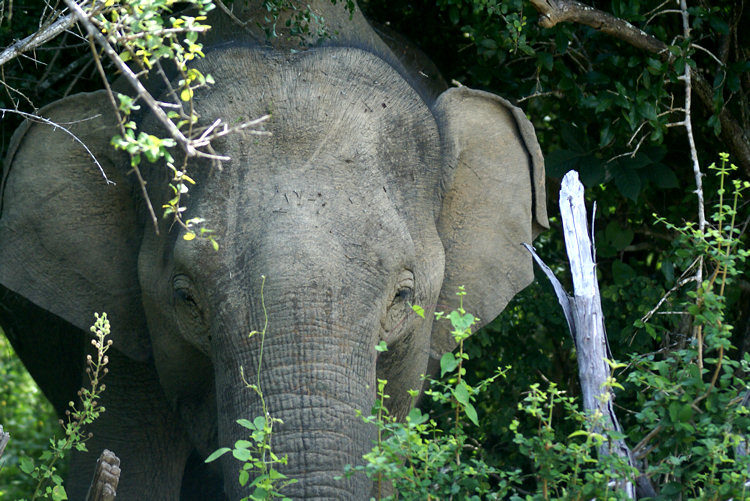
[19, 456, 34, 474]
[568, 430, 590, 439]
[407, 407, 429, 425]
[605, 221, 634, 251]
[453, 382, 471, 406]
[237, 418, 256, 430]
[448, 310, 475, 332]
[239, 469, 250, 486]
[251, 486, 269, 500]
[233, 448, 253, 462]
[464, 402, 479, 426]
[614, 166, 641, 201]
[51, 485, 68, 501]
[269, 468, 288, 480]
[204, 447, 231, 462]
[647, 163, 679, 189]
[411, 304, 425, 318]
[375, 341, 388, 352]
[440, 352, 459, 377]
[545, 149, 584, 178]
[254, 416, 267, 430]
[577, 155, 605, 187]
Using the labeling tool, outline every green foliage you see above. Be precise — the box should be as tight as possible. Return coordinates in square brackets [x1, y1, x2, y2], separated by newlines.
[260, 0, 354, 41]
[344, 287, 511, 500]
[206, 276, 296, 500]
[8, 314, 112, 501]
[346, 290, 637, 500]
[509, 382, 635, 500]
[349, 156, 750, 499]
[624, 157, 750, 499]
[0, 333, 58, 500]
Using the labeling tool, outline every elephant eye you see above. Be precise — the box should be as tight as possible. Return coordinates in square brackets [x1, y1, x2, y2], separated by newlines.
[175, 288, 196, 305]
[390, 271, 415, 306]
[394, 286, 413, 303]
[173, 275, 201, 316]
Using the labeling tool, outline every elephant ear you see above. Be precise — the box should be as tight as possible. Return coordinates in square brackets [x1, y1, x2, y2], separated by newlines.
[431, 86, 548, 358]
[0, 91, 150, 360]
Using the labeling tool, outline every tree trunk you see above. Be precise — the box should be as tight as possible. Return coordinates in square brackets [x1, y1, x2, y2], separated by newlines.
[523, 170, 651, 498]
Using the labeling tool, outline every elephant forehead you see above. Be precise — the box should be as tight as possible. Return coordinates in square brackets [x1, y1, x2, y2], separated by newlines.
[161, 47, 444, 284]
[191, 46, 441, 184]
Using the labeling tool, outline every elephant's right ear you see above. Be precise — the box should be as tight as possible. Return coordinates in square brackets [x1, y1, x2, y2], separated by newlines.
[430, 86, 548, 358]
[0, 91, 150, 360]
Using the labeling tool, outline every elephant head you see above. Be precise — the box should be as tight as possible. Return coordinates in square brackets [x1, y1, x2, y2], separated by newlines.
[0, 5, 547, 499]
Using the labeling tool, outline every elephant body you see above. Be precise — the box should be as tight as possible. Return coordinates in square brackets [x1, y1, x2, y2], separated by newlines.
[0, 3, 547, 499]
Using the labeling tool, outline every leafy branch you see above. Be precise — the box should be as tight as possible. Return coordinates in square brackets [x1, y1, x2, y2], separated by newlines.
[18, 313, 112, 501]
[10, 0, 271, 244]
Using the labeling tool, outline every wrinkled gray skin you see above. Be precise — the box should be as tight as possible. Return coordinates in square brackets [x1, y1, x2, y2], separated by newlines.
[0, 2, 547, 499]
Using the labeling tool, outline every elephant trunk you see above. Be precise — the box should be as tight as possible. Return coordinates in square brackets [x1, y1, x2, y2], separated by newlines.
[214, 320, 376, 500]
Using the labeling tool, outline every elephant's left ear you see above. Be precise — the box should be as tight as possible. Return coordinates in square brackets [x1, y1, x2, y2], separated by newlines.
[431, 86, 548, 358]
[0, 91, 151, 360]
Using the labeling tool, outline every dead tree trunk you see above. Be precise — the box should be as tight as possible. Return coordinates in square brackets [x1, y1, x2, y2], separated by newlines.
[523, 170, 650, 498]
[0, 425, 9, 460]
[85, 449, 120, 501]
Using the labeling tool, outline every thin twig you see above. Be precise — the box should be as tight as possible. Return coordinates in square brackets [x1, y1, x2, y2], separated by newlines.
[517, 90, 564, 103]
[0, 108, 111, 183]
[191, 115, 272, 148]
[88, 37, 159, 232]
[117, 26, 209, 41]
[691, 42, 724, 67]
[0, 12, 78, 67]
[678, 0, 706, 367]
[528, 0, 750, 176]
[639, 258, 701, 325]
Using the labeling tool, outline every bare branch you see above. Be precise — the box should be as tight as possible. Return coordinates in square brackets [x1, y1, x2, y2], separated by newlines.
[691, 42, 724, 67]
[117, 26, 209, 41]
[88, 38, 159, 232]
[191, 115, 271, 148]
[529, 0, 668, 54]
[678, 0, 706, 240]
[0, 12, 79, 67]
[0, 108, 112, 184]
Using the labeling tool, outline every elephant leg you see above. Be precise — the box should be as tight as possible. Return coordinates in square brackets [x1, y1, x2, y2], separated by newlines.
[66, 349, 193, 501]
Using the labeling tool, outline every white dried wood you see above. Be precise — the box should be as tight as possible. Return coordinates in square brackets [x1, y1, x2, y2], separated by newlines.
[0, 425, 9, 460]
[525, 171, 639, 498]
[85, 449, 120, 501]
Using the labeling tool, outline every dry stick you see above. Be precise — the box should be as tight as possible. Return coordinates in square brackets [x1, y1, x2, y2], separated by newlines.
[0, 108, 110, 183]
[87, 36, 160, 233]
[0, 11, 78, 67]
[676, 0, 707, 368]
[524, 171, 658, 499]
[0, 425, 9, 460]
[528, 0, 750, 178]
[84, 449, 120, 501]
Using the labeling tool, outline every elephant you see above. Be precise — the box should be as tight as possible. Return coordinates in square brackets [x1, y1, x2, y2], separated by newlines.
[0, 1, 547, 499]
